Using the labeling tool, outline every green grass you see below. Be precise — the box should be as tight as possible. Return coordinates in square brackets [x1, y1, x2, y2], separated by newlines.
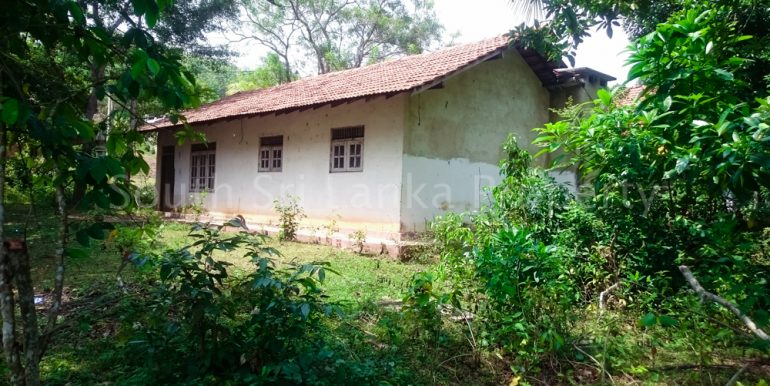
[158, 222, 427, 305]
[14, 211, 425, 306]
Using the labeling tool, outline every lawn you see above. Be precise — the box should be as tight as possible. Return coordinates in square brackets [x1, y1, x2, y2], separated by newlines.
[15, 208, 427, 306]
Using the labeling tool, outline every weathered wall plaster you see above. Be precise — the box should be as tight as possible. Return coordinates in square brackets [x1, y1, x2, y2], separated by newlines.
[399, 48, 551, 231]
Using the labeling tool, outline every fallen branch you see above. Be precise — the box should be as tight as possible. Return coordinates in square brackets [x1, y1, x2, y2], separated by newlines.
[654, 358, 770, 372]
[725, 363, 750, 386]
[679, 265, 769, 341]
[599, 281, 621, 311]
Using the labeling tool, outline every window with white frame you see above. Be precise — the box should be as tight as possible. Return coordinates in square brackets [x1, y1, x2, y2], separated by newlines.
[330, 126, 364, 172]
[259, 135, 283, 172]
[190, 143, 216, 192]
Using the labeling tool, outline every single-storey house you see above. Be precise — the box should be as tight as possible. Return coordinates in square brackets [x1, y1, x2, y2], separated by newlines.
[142, 35, 614, 253]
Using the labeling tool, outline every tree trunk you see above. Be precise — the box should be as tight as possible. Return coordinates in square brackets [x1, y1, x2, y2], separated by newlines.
[0, 120, 26, 386]
[10, 246, 40, 386]
[71, 63, 106, 207]
[41, 172, 69, 358]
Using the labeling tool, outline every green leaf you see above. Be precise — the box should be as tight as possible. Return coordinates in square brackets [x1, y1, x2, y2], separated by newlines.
[2, 98, 19, 125]
[597, 89, 612, 107]
[90, 161, 107, 182]
[658, 315, 679, 327]
[146, 58, 161, 75]
[663, 96, 672, 111]
[640, 312, 657, 327]
[131, 60, 145, 80]
[66, 247, 89, 259]
[750, 153, 770, 168]
[144, 2, 159, 28]
[67, 1, 85, 24]
[300, 303, 310, 319]
[160, 264, 172, 280]
[76, 229, 91, 247]
[104, 157, 124, 176]
[675, 157, 690, 174]
[714, 69, 734, 81]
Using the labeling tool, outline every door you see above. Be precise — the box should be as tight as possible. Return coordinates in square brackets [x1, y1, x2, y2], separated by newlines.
[159, 146, 175, 211]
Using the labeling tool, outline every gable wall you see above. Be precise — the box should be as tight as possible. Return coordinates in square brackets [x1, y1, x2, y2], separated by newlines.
[400, 48, 551, 232]
[156, 95, 408, 236]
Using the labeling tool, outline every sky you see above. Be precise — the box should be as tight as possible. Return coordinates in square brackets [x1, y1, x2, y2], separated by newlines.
[217, 0, 632, 84]
[433, 0, 632, 84]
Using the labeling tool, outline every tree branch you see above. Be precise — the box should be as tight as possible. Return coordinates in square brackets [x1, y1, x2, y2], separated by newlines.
[679, 265, 769, 341]
[725, 363, 750, 386]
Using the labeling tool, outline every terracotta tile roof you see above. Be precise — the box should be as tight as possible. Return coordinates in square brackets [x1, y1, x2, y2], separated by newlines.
[615, 84, 646, 106]
[143, 36, 514, 130]
[141, 36, 612, 130]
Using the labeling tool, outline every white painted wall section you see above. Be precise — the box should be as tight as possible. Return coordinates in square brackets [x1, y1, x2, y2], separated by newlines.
[156, 95, 407, 236]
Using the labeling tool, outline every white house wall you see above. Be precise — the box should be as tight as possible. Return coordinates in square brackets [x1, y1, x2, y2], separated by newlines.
[156, 95, 407, 236]
[400, 49, 551, 232]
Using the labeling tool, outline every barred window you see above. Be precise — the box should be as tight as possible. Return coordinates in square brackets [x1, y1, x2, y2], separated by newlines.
[259, 135, 283, 172]
[190, 143, 216, 192]
[330, 126, 364, 172]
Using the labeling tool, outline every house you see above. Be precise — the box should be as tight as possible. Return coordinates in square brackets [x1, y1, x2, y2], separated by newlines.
[141, 35, 614, 254]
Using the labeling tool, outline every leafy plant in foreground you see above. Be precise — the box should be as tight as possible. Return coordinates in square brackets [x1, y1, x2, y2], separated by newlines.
[124, 219, 369, 384]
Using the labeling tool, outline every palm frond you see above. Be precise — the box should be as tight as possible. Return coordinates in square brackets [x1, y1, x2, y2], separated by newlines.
[509, 0, 546, 25]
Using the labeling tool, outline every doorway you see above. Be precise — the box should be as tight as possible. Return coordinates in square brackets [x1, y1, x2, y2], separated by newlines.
[159, 146, 175, 211]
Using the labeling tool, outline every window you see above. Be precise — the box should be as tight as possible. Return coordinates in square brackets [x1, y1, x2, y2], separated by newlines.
[330, 126, 364, 172]
[190, 143, 216, 192]
[259, 135, 283, 172]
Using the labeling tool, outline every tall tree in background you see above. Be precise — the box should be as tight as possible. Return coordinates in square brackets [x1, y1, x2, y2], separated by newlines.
[79, 0, 238, 120]
[227, 53, 297, 93]
[178, 54, 295, 101]
[234, 0, 443, 78]
[70, 0, 236, 202]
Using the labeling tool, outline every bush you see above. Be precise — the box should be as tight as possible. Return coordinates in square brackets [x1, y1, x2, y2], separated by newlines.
[273, 194, 306, 241]
[122, 219, 373, 384]
[432, 137, 581, 371]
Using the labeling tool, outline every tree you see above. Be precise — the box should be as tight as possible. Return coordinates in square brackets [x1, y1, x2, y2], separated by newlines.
[535, 5, 770, 338]
[227, 53, 296, 94]
[508, 0, 770, 93]
[74, 0, 237, 120]
[182, 56, 241, 102]
[68, 0, 237, 203]
[234, 0, 444, 77]
[0, 1, 201, 384]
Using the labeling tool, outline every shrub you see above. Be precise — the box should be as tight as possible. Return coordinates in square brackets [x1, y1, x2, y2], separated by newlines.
[401, 271, 447, 340]
[348, 229, 366, 254]
[123, 218, 372, 384]
[431, 136, 581, 371]
[273, 194, 306, 241]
